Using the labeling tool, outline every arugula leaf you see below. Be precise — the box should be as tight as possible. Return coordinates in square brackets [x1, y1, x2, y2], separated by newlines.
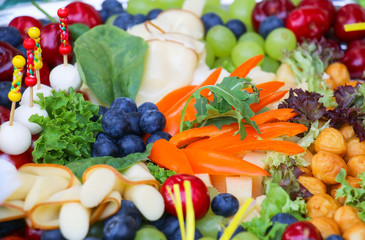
[180, 76, 260, 140]
[29, 88, 103, 165]
[335, 168, 365, 221]
[146, 162, 176, 184]
[74, 25, 148, 105]
[66, 144, 152, 178]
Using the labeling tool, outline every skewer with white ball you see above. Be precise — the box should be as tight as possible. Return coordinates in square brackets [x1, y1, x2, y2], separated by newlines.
[49, 7, 81, 93]
[0, 56, 31, 155]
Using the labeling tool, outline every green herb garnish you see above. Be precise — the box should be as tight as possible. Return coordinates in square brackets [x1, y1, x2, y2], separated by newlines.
[146, 162, 176, 184]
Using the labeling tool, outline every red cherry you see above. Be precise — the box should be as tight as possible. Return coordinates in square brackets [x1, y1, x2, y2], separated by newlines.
[25, 225, 42, 240]
[341, 44, 365, 79]
[25, 76, 37, 87]
[39, 62, 51, 86]
[298, 0, 336, 23]
[282, 221, 322, 240]
[65, 1, 102, 28]
[23, 38, 36, 50]
[0, 42, 22, 82]
[0, 150, 32, 169]
[0, 105, 10, 124]
[8, 16, 42, 41]
[57, 8, 69, 18]
[59, 44, 72, 55]
[334, 4, 365, 43]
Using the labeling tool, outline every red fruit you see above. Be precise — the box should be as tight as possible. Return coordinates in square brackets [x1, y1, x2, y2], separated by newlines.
[25, 134, 39, 162]
[0, 41, 22, 82]
[25, 225, 42, 240]
[334, 4, 365, 43]
[346, 39, 365, 52]
[39, 62, 51, 86]
[8, 16, 42, 41]
[0, 150, 32, 169]
[342, 44, 365, 79]
[161, 174, 210, 220]
[282, 221, 322, 240]
[286, 6, 330, 41]
[298, 0, 336, 23]
[40, 23, 73, 68]
[57, 8, 69, 18]
[0, 105, 10, 124]
[65, 1, 102, 28]
[1, 236, 25, 240]
[252, 0, 295, 32]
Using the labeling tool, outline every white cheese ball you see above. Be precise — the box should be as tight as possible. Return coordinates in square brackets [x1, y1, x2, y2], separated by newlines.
[0, 121, 31, 155]
[50, 64, 81, 92]
[14, 104, 48, 134]
[20, 84, 53, 106]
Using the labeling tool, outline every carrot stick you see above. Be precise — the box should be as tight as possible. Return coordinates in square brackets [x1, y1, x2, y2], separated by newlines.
[217, 139, 305, 155]
[250, 90, 288, 113]
[250, 108, 297, 125]
[230, 55, 264, 78]
[148, 139, 194, 174]
[181, 148, 269, 176]
[245, 81, 285, 98]
[169, 123, 238, 148]
[157, 85, 196, 113]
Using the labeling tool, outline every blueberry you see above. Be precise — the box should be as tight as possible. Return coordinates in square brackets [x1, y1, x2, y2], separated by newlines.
[0, 27, 21, 47]
[133, 14, 147, 25]
[217, 225, 244, 239]
[146, 131, 171, 145]
[110, 97, 137, 113]
[137, 102, 158, 115]
[147, 9, 163, 20]
[113, 12, 136, 30]
[211, 193, 239, 217]
[326, 235, 345, 240]
[17, 43, 27, 57]
[99, 9, 109, 23]
[271, 213, 298, 225]
[0, 81, 25, 109]
[127, 112, 143, 136]
[101, 109, 130, 139]
[41, 229, 66, 240]
[102, 0, 124, 12]
[0, 219, 25, 238]
[92, 132, 119, 157]
[201, 13, 223, 32]
[117, 134, 146, 156]
[149, 212, 171, 230]
[91, 105, 109, 122]
[105, 200, 143, 229]
[39, 19, 51, 26]
[103, 215, 137, 240]
[172, 228, 203, 240]
[225, 19, 246, 39]
[259, 16, 285, 39]
[140, 110, 166, 133]
[159, 215, 180, 239]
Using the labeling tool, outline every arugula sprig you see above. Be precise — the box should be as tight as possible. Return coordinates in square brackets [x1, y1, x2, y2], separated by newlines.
[180, 76, 260, 140]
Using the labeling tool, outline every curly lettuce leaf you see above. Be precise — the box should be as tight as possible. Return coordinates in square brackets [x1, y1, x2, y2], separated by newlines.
[146, 162, 176, 184]
[29, 88, 103, 164]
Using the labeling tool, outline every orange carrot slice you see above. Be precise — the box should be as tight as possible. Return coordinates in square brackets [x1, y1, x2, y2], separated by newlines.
[149, 139, 194, 174]
[245, 81, 285, 98]
[230, 55, 264, 78]
[250, 90, 288, 113]
[250, 108, 297, 125]
[157, 85, 196, 113]
[181, 148, 269, 176]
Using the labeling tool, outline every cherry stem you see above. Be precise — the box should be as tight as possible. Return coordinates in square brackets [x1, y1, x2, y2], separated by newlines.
[31, 1, 57, 22]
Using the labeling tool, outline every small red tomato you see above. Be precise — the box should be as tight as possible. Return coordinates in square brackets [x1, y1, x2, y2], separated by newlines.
[161, 174, 210, 220]
[282, 221, 322, 240]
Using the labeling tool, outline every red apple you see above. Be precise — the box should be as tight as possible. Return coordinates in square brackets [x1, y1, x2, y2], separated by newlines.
[40, 23, 73, 68]
[161, 174, 210, 220]
[0, 41, 22, 82]
[341, 43, 365, 79]
[252, 0, 295, 32]
[8, 16, 42, 41]
[65, 1, 102, 28]
[282, 221, 322, 240]
[334, 4, 365, 43]
[298, 0, 336, 23]
[0, 105, 10, 124]
[286, 6, 330, 41]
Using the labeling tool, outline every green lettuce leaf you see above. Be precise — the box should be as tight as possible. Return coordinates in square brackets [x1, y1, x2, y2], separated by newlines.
[146, 162, 176, 184]
[74, 25, 148, 105]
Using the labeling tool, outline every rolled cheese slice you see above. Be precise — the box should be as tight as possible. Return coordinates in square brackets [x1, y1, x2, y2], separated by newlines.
[0, 121, 31, 155]
[90, 191, 122, 223]
[13, 104, 48, 134]
[50, 64, 81, 92]
[0, 200, 25, 221]
[20, 84, 52, 106]
[59, 202, 90, 240]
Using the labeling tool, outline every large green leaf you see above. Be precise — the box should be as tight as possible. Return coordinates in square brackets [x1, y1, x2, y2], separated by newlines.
[74, 25, 148, 105]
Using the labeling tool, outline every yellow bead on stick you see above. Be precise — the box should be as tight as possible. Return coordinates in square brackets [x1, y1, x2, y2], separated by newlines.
[12, 55, 26, 69]
[28, 27, 40, 39]
[9, 55, 26, 126]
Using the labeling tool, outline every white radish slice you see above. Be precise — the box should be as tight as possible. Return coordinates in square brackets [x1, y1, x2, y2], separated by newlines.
[13, 104, 48, 134]
[50, 64, 81, 92]
[0, 121, 31, 155]
[20, 84, 52, 106]
[7, 173, 37, 201]
[182, 0, 207, 17]
[124, 184, 164, 221]
[122, 163, 156, 182]
[59, 202, 90, 240]
[80, 168, 116, 208]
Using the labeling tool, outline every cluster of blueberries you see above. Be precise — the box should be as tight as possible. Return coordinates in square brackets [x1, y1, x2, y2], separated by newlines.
[92, 97, 171, 158]
[99, 0, 162, 30]
[0, 26, 26, 56]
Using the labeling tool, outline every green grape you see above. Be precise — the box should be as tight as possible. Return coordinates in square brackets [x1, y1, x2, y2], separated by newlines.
[261, 55, 280, 73]
[199, 238, 216, 240]
[205, 0, 220, 7]
[238, 32, 265, 50]
[196, 214, 227, 238]
[228, 0, 256, 32]
[203, 5, 230, 23]
[127, 0, 157, 15]
[155, 0, 184, 10]
[214, 57, 235, 73]
[206, 25, 237, 58]
[232, 231, 260, 240]
[205, 42, 215, 69]
[105, 14, 118, 25]
[135, 226, 167, 240]
[231, 41, 264, 68]
[265, 28, 297, 61]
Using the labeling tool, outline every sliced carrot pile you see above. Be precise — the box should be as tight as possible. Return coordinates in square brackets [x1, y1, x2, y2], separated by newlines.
[230, 55, 264, 78]
[245, 81, 285, 98]
[250, 90, 288, 113]
[156, 85, 196, 113]
[250, 108, 297, 125]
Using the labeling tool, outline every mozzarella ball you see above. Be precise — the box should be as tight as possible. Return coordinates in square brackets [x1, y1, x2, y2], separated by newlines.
[14, 104, 48, 134]
[0, 121, 31, 155]
[50, 64, 81, 92]
[20, 84, 53, 106]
